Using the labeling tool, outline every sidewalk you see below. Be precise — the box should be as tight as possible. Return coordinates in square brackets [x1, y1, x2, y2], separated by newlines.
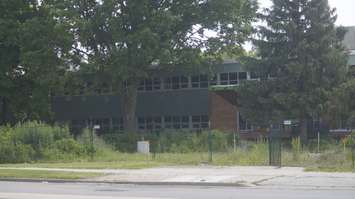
[1, 166, 355, 189]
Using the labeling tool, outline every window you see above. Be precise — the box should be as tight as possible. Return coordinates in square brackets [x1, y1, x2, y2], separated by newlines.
[165, 115, 189, 129]
[112, 117, 124, 131]
[191, 75, 199, 88]
[164, 77, 172, 89]
[138, 117, 145, 130]
[182, 116, 189, 128]
[220, 72, 239, 85]
[138, 116, 161, 130]
[181, 76, 189, 88]
[191, 75, 209, 88]
[145, 79, 153, 91]
[172, 76, 180, 89]
[192, 115, 209, 129]
[138, 80, 145, 91]
[229, 72, 238, 85]
[153, 78, 161, 90]
[154, 117, 162, 129]
[164, 116, 172, 129]
[239, 113, 252, 131]
[173, 116, 181, 129]
[239, 72, 247, 81]
[220, 73, 229, 85]
[145, 117, 152, 130]
[200, 75, 209, 88]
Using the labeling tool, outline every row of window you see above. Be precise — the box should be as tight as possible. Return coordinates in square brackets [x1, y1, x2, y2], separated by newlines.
[138, 115, 209, 130]
[61, 72, 255, 96]
[70, 118, 124, 131]
[69, 116, 210, 131]
[137, 72, 251, 92]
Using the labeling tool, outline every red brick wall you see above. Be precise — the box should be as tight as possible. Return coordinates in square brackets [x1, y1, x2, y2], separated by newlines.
[209, 90, 238, 132]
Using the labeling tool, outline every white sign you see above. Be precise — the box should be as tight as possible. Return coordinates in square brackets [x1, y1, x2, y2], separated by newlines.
[93, 125, 100, 130]
[283, 120, 292, 125]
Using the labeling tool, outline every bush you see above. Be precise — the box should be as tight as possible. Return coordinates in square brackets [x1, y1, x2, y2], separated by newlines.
[0, 121, 87, 163]
[102, 130, 232, 153]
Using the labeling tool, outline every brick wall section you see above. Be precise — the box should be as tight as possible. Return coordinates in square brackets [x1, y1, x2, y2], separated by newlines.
[209, 90, 238, 132]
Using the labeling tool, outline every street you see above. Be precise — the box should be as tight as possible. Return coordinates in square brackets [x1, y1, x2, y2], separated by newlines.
[0, 181, 355, 199]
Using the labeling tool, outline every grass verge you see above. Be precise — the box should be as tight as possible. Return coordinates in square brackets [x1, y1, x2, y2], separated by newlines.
[0, 169, 102, 180]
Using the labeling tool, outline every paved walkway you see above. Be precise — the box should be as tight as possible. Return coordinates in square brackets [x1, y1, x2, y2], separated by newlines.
[1, 166, 355, 189]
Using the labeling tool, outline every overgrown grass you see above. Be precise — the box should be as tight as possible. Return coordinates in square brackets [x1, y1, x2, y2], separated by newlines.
[1, 122, 355, 173]
[0, 169, 102, 179]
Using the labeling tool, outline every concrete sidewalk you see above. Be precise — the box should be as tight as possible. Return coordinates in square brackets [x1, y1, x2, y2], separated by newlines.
[1, 166, 355, 189]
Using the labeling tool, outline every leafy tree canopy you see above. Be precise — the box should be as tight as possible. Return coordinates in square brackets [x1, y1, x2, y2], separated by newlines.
[0, 0, 73, 124]
[238, 0, 348, 136]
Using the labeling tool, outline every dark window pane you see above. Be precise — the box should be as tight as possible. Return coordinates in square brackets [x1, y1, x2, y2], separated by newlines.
[154, 116, 162, 129]
[153, 78, 161, 90]
[146, 117, 153, 130]
[145, 79, 153, 91]
[181, 76, 189, 88]
[201, 115, 209, 122]
[173, 116, 181, 129]
[172, 76, 180, 89]
[200, 75, 208, 81]
[191, 75, 199, 88]
[138, 117, 145, 130]
[220, 73, 228, 85]
[164, 78, 172, 89]
[239, 72, 247, 80]
[164, 116, 171, 122]
[138, 80, 145, 91]
[229, 72, 238, 84]
[154, 117, 162, 123]
[192, 116, 201, 122]
[138, 117, 145, 123]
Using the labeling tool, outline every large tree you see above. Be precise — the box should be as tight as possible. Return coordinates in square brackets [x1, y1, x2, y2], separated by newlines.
[238, 0, 348, 140]
[55, 0, 258, 132]
[0, 0, 72, 124]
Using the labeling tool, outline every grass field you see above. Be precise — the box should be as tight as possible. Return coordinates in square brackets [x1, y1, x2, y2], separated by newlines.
[0, 168, 102, 180]
[0, 149, 353, 173]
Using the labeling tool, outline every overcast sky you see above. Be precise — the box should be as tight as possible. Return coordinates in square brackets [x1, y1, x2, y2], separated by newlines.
[258, 0, 355, 27]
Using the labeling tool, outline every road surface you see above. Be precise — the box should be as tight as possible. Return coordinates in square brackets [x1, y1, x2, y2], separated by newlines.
[0, 181, 355, 199]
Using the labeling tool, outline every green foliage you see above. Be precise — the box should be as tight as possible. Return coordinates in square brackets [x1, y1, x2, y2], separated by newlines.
[102, 130, 231, 153]
[0, 122, 88, 163]
[0, 1, 73, 124]
[52, 0, 258, 131]
[291, 137, 301, 161]
[238, 0, 349, 137]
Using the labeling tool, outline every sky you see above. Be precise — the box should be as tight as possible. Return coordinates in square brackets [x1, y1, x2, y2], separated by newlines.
[258, 0, 355, 27]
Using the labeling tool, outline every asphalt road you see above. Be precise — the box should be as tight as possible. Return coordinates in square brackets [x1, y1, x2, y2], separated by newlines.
[0, 181, 355, 199]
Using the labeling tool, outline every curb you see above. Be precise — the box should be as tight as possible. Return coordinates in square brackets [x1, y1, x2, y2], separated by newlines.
[0, 178, 248, 187]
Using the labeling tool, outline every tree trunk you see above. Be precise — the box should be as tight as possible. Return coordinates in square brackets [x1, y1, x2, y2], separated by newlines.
[121, 85, 138, 133]
[299, 117, 308, 143]
[0, 97, 8, 125]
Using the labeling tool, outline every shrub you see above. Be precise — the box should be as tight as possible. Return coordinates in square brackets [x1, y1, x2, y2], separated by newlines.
[0, 121, 87, 163]
[291, 137, 301, 161]
[102, 130, 232, 153]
